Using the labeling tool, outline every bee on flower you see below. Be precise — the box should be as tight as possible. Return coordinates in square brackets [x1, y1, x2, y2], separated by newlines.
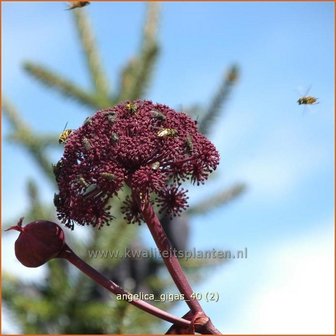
[157, 128, 178, 138]
[58, 123, 73, 144]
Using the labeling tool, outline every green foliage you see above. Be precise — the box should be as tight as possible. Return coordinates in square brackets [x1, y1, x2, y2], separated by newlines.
[3, 3, 244, 333]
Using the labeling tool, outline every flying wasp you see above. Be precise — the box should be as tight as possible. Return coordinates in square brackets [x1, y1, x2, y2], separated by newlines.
[59, 123, 73, 144]
[67, 1, 90, 10]
[297, 86, 319, 106]
[297, 96, 319, 105]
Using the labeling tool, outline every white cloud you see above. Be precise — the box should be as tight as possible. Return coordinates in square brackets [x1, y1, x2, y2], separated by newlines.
[218, 219, 334, 334]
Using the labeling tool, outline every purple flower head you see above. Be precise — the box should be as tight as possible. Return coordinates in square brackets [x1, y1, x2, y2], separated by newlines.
[54, 100, 219, 229]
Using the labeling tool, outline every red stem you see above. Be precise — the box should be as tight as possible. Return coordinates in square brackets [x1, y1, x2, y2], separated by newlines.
[58, 244, 191, 328]
[140, 200, 203, 313]
[140, 200, 221, 334]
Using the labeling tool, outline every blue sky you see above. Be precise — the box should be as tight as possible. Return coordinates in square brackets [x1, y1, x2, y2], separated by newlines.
[2, 1, 334, 334]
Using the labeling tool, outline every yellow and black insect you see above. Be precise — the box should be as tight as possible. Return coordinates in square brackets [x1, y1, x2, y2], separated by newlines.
[67, 1, 90, 10]
[157, 128, 178, 138]
[297, 96, 319, 105]
[59, 123, 73, 144]
[297, 86, 319, 106]
[126, 102, 138, 114]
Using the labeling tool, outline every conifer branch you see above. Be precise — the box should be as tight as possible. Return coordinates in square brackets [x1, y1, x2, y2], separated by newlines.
[7, 133, 58, 148]
[187, 182, 246, 215]
[23, 62, 100, 109]
[26, 179, 54, 220]
[37, 134, 59, 147]
[199, 64, 239, 134]
[129, 45, 159, 100]
[133, 2, 160, 98]
[119, 3, 160, 100]
[2, 99, 54, 180]
[72, 9, 111, 102]
[118, 58, 138, 101]
[2, 98, 29, 134]
[143, 2, 160, 48]
[112, 301, 131, 334]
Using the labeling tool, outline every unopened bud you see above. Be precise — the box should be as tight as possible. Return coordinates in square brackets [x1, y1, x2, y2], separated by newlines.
[6, 217, 65, 268]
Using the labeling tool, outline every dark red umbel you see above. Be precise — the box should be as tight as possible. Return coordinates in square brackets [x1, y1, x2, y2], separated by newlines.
[6, 217, 65, 267]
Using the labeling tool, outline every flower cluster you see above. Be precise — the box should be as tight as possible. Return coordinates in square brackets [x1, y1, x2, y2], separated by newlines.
[54, 100, 219, 229]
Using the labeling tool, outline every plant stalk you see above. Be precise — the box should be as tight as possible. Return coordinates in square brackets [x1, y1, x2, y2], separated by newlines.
[140, 200, 202, 312]
[140, 200, 221, 334]
[58, 244, 191, 327]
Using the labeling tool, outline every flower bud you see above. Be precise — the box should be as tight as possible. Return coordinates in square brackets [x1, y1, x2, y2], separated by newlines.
[6, 217, 65, 267]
